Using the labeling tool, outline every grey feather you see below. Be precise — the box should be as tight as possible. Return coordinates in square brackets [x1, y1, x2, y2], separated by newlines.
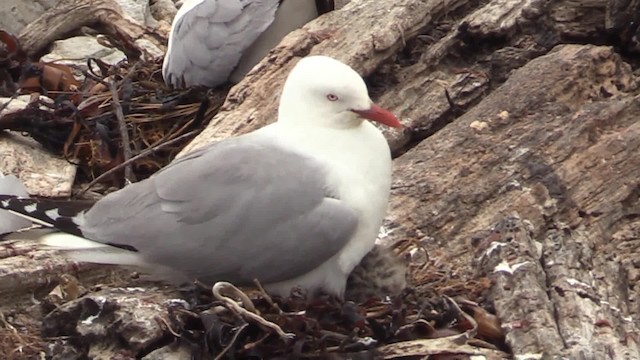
[229, 0, 324, 82]
[77, 135, 358, 285]
[163, 0, 280, 88]
[0, 174, 31, 234]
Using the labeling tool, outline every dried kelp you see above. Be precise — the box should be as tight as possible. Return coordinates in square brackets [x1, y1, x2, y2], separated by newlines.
[0, 31, 225, 188]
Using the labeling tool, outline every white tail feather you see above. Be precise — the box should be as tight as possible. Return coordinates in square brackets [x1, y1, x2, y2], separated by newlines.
[40, 232, 108, 249]
[64, 249, 148, 267]
[39, 232, 147, 267]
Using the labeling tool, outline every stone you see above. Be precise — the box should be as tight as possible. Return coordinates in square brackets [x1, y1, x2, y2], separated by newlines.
[40, 36, 126, 78]
[117, 0, 157, 27]
[0, 0, 58, 35]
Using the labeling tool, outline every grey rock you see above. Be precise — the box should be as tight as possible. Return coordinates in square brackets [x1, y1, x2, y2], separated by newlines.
[40, 36, 126, 77]
[0, 0, 156, 35]
[142, 344, 191, 360]
[41, 287, 183, 357]
[0, 0, 58, 35]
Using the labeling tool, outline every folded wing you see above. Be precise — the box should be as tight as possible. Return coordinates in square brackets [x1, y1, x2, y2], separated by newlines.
[77, 136, 358, 285]
[162, 0, 280, 88]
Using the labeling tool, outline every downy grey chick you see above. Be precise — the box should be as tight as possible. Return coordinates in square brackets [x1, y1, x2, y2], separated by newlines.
[345, 244, 408, 302]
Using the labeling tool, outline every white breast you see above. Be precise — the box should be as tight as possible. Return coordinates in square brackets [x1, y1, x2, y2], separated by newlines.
[260, 121, 393, 295]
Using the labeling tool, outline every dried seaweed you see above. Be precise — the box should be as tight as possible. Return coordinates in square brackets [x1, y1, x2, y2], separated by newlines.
[0, 31, 225, 189]
[160, 282, 509, 359]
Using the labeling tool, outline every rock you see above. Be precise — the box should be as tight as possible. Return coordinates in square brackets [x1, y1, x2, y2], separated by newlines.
[386, 44, 640, 358]
[142, 344, 191, 360]
[334, 0, 351, 9]
[0, 132, 76, 198]
[117, 0, 157, 27]
[0, 96, 76, 198]
[0, 0, 58, 34]
[135, 38, 166, 59]
[17, 0, 169, 59]
[0, 95, 46, 116]
[149, 0, 178, 25]
[41, 287, 182, 358]
[0, 0, 156, 35]
[40, 36, 126, 78]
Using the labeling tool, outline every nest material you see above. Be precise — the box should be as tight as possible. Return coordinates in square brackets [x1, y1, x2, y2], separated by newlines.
[153, 267, 507, 359]
[0, 30, 226, 191]
[11, 240, 508, 359]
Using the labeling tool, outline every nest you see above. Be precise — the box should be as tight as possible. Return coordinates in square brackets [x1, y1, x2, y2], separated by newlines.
[0, 30, 226, 191]
[156, 282, 508, 359]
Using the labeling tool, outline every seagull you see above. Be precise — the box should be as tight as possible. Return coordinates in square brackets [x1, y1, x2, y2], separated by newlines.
[0, 56, 402, 297]
[163, 0, 335, 88]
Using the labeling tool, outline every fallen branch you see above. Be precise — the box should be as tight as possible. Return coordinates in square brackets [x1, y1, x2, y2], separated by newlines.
[109, 79, 134, 183]
[213, 323, 249, 360]
[18, 0, 168, 57]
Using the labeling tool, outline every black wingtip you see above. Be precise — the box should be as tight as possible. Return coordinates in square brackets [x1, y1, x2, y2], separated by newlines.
[316, 0, 335, 14]
[0, 195, 94, 236]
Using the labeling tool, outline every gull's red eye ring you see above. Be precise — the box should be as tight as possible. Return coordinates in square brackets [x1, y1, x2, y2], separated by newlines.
[326, 94, 339, 102]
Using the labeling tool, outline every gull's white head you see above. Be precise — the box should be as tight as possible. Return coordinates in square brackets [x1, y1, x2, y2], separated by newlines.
[278, 56, 402, 129]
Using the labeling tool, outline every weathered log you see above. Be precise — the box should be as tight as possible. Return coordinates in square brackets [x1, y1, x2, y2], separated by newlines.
[387, 44, 640, 358]
[17, 0, 169, 58]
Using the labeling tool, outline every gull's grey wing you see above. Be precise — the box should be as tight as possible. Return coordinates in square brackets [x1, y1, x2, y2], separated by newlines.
[162, 0, 280, 88]
[230, 0, 327, 82]
[79, 135, 358, 285]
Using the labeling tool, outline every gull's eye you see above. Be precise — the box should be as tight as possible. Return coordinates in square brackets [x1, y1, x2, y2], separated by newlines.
[326, 94, 339, 102]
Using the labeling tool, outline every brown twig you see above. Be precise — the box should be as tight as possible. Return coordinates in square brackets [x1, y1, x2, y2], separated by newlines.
[241, 331, 272, 351]
[214, 323, 249, 360]
[109, 79, 134, 183]
[445, 295, 477, 340]
[253, 278, 282, 313]
[212, 282, 294, 340]
[78, 129, 200, 195]
[156, 317, 182, 338]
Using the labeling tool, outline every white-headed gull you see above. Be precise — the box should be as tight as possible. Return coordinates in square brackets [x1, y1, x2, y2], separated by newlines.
[0, 56, 402, 297]
[163, 0, 335, 88]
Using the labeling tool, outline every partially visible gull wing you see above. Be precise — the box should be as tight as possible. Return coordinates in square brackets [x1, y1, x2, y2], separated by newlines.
[162, 0, 280, 88]
[230, 0, 334, 82]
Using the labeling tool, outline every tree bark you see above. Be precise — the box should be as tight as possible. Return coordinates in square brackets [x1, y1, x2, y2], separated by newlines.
[389, 44, 640, 358]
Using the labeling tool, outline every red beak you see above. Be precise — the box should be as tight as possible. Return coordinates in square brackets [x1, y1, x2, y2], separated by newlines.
[352, 103, 402, 128]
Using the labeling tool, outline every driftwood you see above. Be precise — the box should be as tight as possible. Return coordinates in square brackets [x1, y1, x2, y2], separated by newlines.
[1, 0, 640, 358]
[17, 0, 169, 58]
[389, 44, 640, 358]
